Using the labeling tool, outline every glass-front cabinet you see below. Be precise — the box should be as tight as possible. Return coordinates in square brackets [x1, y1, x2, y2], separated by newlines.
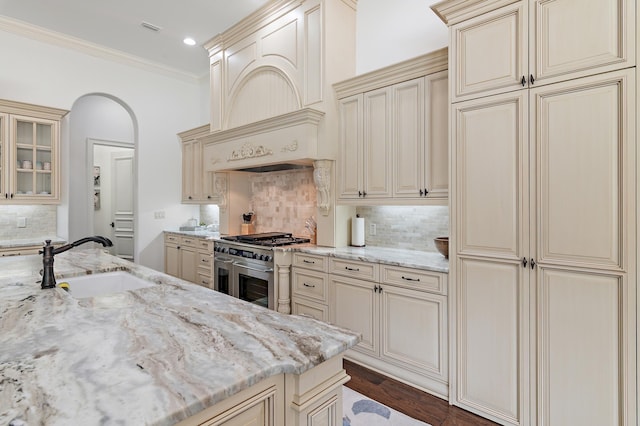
[0, 99, 67, 204]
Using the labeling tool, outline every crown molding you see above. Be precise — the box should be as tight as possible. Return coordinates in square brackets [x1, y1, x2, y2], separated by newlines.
[333, 47, 448, 99]
[177, 124, 211, 141]
[205, 0, 358, 54]
[430, 0, 519, 25]
[0, 98, 69, 119]
[0, 15, 206, 82]
[200, 108, 324, 145]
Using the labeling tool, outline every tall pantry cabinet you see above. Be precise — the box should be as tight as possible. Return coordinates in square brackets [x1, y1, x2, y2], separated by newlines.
[431, 0, 637, 425]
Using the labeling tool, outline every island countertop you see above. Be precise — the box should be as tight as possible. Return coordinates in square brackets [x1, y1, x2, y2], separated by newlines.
[0, 250, 360, 426]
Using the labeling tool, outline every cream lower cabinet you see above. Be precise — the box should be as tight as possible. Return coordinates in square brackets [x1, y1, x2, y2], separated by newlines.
[329, 258, 448, 397]
[176, 356, 348, 426]
[450, 69, 636, 425]
[291, 252, 330, 321]
[164, 233, 203, 285]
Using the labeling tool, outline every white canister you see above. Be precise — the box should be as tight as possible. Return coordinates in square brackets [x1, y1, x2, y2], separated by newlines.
[43, 161, 51, 171]
[22, 160, 32, 169]
[351, 215, 365, 247]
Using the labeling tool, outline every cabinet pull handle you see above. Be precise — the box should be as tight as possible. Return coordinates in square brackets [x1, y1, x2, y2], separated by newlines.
[302, 259, 315, 264]
[522, 257, 527, 268]
[188, 196, 192, 200]
[378, 285, 383, 293]
[303, 283, 316, 288]
[374, 285, 379, 293]
[177, 246, 181, 250]
[207, 195, 212, 199]
[10, 193, 14, 199]
[358, 191, 362, 197]
[363, 191, 367, 197]
[531, 258, 536, 269]
[419, 189, 424, 196]
[345, 266, 360, 272]
[424, 188, 428, 196]
[530, 74, 535, 85]
[521, 75, 526, 86]
[401, 276, 420, 282]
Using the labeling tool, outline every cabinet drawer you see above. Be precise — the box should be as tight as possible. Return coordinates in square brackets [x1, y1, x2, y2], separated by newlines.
[198, 252, 212, 268]
[196, 272, 212, 289]
[329, 258, 379, 282]
[180, 236, 198, 248]
[292, 252, 328, 272]
[381, 265, 445, 295]
[292, 269, 328, 302]
[292, 298, 329, 322]
[198, 239, 214, 251]
[165, 233, 180, 244]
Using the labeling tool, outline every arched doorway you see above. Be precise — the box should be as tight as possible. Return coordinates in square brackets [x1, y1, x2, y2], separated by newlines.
[67, 94, 138, 260]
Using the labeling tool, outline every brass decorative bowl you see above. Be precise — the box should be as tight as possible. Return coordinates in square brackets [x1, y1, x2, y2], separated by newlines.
[434, 237, 449, 258]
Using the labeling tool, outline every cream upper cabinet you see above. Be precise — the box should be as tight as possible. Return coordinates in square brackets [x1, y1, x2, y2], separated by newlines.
[0, 100, 67, 204]
[444, 0, 635, 102]
[334, 49, 449, 205]
[337, 94, 363, 199]
[179, 124, 219, 204]
[0, 113, 7, 199]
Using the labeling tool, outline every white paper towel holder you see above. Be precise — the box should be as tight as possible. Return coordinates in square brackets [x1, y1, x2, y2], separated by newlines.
[351, 214, 366, 247]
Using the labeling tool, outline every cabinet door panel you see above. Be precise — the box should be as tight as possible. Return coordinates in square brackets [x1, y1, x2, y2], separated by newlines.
[393, 78, 424, 197]
[180, 246, 198, 283]
[380, 285, 447, 380]
[454, 91, 528, 259]
[538, 268, 623, 426]
[457, 256, 526, 425]
[451, 2, 527, 101]
[531, 0, 635, 85]
[329, 276, 378, 357]
[533, 70, 633, 270]
[338, 95, 363, 199]
[424, 71, 449, 199]
[165, 244, 180, 277]
[363, 87, 392, 198]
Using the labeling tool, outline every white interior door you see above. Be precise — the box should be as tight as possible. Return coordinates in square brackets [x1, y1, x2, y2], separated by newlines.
[111, 151, 135, 261]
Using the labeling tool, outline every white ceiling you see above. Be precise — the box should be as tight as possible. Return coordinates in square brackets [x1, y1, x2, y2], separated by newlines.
[0, 0, 271, 78]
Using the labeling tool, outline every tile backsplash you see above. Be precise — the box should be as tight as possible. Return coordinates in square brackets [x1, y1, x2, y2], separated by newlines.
[355, 205, 449, 252]
[0, 205, 57, 240]
[249, 169, 317, 238]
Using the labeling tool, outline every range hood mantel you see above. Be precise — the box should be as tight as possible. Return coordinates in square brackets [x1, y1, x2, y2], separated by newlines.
[201, 108, 326, 172]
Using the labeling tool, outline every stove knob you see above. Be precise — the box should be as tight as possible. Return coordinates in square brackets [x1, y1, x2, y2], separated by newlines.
[253, 253, 260, 259]
[221, 247, 228, 253]
[263, 255, 272, 262]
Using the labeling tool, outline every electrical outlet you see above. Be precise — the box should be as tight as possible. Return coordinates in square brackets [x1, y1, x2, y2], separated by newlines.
[154, 211, 165, 219]
[17, 217, 27, 228]
[369, 223, 376, 236]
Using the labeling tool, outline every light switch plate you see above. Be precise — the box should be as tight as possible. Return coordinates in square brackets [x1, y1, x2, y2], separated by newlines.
[17, 217, 27, 228]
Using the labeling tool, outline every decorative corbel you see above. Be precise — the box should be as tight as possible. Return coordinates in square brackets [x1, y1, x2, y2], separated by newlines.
[214, 173, 228, 212]
[313, 160, 332, 216]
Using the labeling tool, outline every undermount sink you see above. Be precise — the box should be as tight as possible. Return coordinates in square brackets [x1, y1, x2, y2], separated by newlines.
[60, 271, 155, 299]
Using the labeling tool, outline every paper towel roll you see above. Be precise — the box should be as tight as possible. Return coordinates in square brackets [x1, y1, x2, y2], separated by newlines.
[351, 216, 365, 247]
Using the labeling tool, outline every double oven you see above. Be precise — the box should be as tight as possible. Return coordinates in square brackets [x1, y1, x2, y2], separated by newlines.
[213, 232, 309, 310]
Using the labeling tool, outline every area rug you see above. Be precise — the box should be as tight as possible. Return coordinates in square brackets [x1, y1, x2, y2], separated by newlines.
[342, 386, 431, 426]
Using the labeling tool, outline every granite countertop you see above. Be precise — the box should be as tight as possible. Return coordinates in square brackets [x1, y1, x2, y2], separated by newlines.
[286, 245, 449, 273]
[164, 229, 448, 273]
[0, 249, 359, 426]
[0, 236, 66, 249]
[164, 229, 220, 239]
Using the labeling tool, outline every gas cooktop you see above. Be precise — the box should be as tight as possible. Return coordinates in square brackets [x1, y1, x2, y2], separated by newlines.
[221, 232, 310, 247]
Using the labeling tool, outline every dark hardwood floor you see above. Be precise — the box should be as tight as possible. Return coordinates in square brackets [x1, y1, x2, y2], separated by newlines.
[344, 359, 499, 426]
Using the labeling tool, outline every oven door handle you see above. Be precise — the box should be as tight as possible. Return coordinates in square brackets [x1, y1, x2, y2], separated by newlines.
[215, 258, 234, 263]
[232, 262, 274, 273]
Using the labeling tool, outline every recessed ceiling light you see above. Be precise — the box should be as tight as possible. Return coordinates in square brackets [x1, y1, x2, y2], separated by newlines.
[183, 37, 196, 46]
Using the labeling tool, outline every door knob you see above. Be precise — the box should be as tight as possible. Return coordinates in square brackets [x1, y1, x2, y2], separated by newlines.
[109, 222, 115, 228]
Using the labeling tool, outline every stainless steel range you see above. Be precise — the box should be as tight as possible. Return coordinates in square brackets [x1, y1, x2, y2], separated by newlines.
[213, 233, 310, 310]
